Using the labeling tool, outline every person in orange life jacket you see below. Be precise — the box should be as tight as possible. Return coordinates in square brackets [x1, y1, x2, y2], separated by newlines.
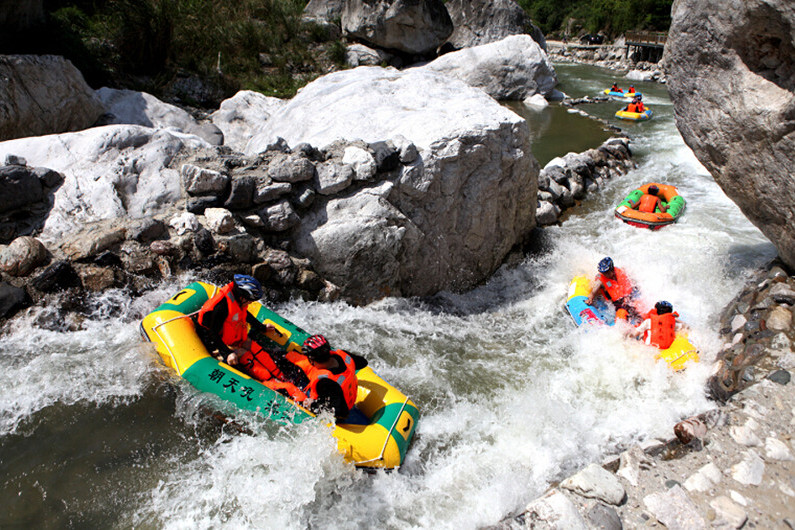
[633, 95, 645, 112]
[631, 301, 688, 350]
[625, 101, 638, 113]
[586, 257, 642, 322]
[628, 85, 636, 94]
[192, 275, 305, 395]
[637, 184, 668, 214]
[287, 334, 368, 419]
[611, 82, 621, 92]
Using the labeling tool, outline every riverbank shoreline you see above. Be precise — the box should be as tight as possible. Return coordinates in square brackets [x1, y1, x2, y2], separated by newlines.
[503, 262, 795, 529]
[547, 40, 667, 84]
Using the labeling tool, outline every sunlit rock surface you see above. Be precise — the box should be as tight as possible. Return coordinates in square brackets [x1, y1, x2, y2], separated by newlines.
[665, 0, 795, 269]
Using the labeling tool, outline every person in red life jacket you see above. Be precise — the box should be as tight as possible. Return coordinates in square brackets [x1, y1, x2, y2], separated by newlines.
[586, 257, 643, 322]
[637, 184, 668, 214]
[628, 85, 636, 94]
[192, 274, 305, 398]
[633, 95, 645, 113]
[611, 82, 621, 93]
[631, 301, 688, 349]
[286, 334, 368, 419]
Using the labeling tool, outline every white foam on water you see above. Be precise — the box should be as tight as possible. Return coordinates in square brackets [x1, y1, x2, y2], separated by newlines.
[0, 66, 778, 528]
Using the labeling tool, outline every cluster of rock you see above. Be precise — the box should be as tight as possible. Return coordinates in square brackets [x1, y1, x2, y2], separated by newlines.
[665, 0, 795, 272]
[304, 0, 547, 69]
[535, 138, 635, 226]
[546, 40, 667, 83]
[708, 263, 795, 403]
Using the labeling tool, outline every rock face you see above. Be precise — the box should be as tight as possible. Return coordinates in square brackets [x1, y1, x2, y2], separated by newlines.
[303, 0, 344, 23]
[208, 90, 286, 153]
[96, 87, 223, 145]
[0, 125, 209, 242]
[444, 0, 546, 52]
[418, 35, 556, 100]
[665, 0, 795, 270]
[0, 55, 106, 141]
[245, 66, 535, 301]
[342, 0, 453, 55]
[0, 162, 63, 243]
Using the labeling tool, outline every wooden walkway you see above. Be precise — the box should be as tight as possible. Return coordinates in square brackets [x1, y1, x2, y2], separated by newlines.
[625, 31, 667, 62]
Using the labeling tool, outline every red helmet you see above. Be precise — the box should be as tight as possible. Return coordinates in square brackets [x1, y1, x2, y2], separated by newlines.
[303, 334, 331, 360]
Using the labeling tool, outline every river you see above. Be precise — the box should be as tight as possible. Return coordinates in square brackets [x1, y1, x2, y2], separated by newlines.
[0, 64, 777, 529]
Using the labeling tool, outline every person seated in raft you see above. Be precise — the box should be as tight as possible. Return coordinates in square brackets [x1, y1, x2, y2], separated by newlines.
[634, 95, 645, 113]
[284, 335, 369, 419]
[637, 184, 668, 214]
[192, 274, 306, 399]
[628, 85, 636, 94]
[586, 257, 643, 322]
[630, 301, 689, 350]
[611, 82, 621, 93]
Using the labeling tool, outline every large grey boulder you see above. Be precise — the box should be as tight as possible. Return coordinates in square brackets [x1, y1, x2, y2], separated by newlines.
[96, 87, 223, 145]
[0, 55, 106, 141]
[303, 0, 345, 23]
[0, 125, 209, 243]
[665, 0, 795, 269]
[418, 34, 557, 100]
[342, 0, 453, 55]
[246, 66, 536, 301]
[209, 90, 286, 152]
[444, 0, 547, 52]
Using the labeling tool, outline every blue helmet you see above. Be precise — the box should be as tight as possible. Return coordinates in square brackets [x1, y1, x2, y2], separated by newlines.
[655, 300, 673, 314]
[233, 274, 263, 301]
[598, 257, 614, 273]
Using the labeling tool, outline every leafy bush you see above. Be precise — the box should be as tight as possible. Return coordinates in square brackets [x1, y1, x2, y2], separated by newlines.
[34, 0, 344, 102]
[517, 0, 672, 38]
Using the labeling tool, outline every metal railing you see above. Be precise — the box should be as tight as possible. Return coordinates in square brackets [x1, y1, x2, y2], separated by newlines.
[625, 31, 668, 46]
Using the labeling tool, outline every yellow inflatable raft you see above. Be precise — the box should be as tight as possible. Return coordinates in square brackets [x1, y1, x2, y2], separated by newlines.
[140, 281, 419, 469]
[566, 275, 699, 370]
[615, 108, 652, 121]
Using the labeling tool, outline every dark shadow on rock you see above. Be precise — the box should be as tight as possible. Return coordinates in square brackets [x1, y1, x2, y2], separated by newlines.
[0, 164, 64, 244]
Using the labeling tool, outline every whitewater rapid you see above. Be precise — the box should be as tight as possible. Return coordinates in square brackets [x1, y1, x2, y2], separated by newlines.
[0, 65, 777, 529]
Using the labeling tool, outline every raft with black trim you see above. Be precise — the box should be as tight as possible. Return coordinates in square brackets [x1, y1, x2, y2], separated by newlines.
[615, 107, 652, 121]
[140, 281, 419, 469]
[565, 276, 699, 370]
[603, 88, 643, 99]
[614, 182, 686, 229]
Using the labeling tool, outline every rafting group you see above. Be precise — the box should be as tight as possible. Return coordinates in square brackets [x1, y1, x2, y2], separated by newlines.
[566, 180, 697, 370]
[605, 82, 652, 121]
[141, 277, 418, 469]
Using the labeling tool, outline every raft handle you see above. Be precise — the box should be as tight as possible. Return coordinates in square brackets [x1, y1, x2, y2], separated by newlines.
[149, 284, 219, 375]
[353, 395, 410, 467]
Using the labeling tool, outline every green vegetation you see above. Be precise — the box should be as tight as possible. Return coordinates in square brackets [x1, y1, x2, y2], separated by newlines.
[5, 0, 343, 104]
[517, 0, 673, 39]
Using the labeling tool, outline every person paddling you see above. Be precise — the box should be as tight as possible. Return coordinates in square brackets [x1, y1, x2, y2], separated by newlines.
[587, 257, 643, 322]
[630, 301, 688, 350]
[192, 274, 305, 398]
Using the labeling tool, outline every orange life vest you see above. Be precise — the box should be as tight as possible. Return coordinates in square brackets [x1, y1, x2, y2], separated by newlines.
[287, 350, 358, 410]
[643, 309, 678, 349]
[638, 194, 660, 213]
[597, 267, 632, 302]
[628, 87, 635, 93]
[636, 102, 645, 112]
[197, 282, 248, 347]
